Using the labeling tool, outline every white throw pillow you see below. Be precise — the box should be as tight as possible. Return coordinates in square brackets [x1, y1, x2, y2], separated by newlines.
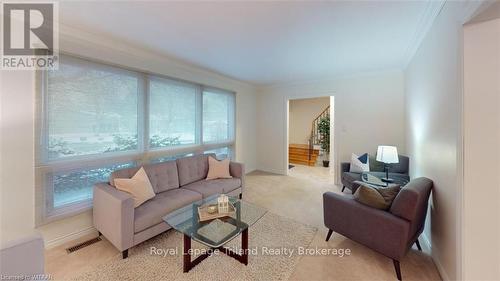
[114, 167, 155, 208]
[206, 156, 232, 180]
[349, 153, 370, 173]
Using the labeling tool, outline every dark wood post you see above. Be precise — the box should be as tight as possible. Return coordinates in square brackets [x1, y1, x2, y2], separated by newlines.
[183, 234, 191, 273]
[241, 228, 248, 265]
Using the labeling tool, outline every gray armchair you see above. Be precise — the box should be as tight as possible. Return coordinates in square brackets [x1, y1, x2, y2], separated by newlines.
[323, 177, 433, 280]
[341, 154, 410, 193]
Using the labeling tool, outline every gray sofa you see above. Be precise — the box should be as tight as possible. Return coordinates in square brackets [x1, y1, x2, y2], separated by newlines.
[323, 177, 433, 280]
[341, 154, 410, 193]
[93, 154, 244, 258]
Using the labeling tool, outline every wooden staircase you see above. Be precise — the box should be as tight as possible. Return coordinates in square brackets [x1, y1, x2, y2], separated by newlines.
[289, 105, 330, 167]
[289, 144, 319, 166]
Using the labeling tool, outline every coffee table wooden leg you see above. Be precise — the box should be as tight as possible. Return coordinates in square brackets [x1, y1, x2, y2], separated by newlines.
[241, 228, 248, 265]
[183, 234, 191, 273]
[184, 229, 249, 272]
[183, 234, 213, 273]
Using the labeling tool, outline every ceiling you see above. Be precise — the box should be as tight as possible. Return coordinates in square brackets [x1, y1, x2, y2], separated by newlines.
[59, 1, 438, 85]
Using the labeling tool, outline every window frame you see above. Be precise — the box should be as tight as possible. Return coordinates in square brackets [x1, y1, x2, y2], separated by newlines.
[35, 53, 237, 225]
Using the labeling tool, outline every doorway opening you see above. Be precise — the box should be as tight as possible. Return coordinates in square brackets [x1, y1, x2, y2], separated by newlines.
[286, 96, 335, 180]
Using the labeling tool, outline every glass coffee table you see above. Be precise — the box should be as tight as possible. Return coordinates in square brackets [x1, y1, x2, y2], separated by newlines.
[163, 194, 267, 272]
[360, 172, 409, 187]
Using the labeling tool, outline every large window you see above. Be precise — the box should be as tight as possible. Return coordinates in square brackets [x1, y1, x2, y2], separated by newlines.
[36, 54, 236, 224]
[203, 89, 235, 143]
[46, 57, 140, 159]
[149, 77, 199, 148]
[52, 162, 134, 208]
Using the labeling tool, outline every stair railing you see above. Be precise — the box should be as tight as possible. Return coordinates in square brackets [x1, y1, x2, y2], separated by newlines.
[307, 105, 330, 163]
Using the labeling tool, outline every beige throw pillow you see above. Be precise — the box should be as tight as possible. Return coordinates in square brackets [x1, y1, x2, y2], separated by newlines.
[206, 157, 232, 180]
[353, 183, 401, 210]
[114, 167, 155, 208]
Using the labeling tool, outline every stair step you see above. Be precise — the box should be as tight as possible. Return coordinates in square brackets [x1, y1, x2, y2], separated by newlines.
[288, 153, 319, 158]
[289, 155, 319, 160]
[289, 148, 319, 153]
[288, 144, 320, 166]
[289, 155, 318, 161]
[289, 151, 319, 156]
[289, 159, 317, 166]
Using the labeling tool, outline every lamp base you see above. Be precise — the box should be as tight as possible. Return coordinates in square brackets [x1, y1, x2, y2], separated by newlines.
[381, 178, 394, 183]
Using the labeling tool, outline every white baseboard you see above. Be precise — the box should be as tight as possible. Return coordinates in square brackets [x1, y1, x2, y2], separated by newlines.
[421, 233, 450, 281]
[245, 168, 256, 174]
[45, 226, 97, 249]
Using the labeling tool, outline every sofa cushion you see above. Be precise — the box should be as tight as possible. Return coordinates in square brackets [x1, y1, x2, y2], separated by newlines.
[134, 189, 202, 233]
[110, 160, 180, 193]
[176, 154, 215, 186]
[182, 178, 242, 198]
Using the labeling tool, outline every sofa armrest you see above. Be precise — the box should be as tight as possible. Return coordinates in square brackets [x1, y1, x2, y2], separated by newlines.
[323, 192, 410, 260]
[230, 161, 245, 192]
[340, 162, 350, 173]
[93, 183, 134, 251]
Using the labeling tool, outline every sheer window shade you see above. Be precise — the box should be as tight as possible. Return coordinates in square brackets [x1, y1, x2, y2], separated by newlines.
[203, 88, 235, 143]
[46, 57, 141, 160]
[149, 77, 200, 148]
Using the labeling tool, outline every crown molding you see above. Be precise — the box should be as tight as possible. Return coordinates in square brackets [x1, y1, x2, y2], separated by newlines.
[403, 0, 447, 68]
[461, 0, 494, 25]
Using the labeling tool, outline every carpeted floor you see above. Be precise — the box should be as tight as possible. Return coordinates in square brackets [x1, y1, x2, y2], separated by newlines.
[72, 212, 317, 281]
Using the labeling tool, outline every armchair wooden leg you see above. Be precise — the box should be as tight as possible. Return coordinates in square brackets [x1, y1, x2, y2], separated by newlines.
[415, 239, 422, 251]
[393, 259, 402, 280]
[341, 186, 346, 192]
[122, 249, 128, 259]
[325, 229, 333, 241]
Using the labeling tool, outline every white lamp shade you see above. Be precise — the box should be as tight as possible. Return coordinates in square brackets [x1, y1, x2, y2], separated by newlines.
[376, 146, 399, 163]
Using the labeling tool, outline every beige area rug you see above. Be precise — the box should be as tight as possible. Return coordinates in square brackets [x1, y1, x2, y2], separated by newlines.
[72, 213, 317, 281]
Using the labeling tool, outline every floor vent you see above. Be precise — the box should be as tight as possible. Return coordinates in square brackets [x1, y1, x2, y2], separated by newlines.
[66, 236, 102, 254]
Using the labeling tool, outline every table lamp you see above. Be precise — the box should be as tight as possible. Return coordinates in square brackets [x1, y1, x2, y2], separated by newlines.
[376, 145, 399, 182]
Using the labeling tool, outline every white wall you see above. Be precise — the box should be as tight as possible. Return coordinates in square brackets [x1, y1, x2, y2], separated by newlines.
[0, 24, 259, 247]
[257, 70, 406, 179]
[289, 97, 330, 144]
[404, 2, 482, 280]
[463, 18, 500, 281]
[0, 71, 37, 244]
